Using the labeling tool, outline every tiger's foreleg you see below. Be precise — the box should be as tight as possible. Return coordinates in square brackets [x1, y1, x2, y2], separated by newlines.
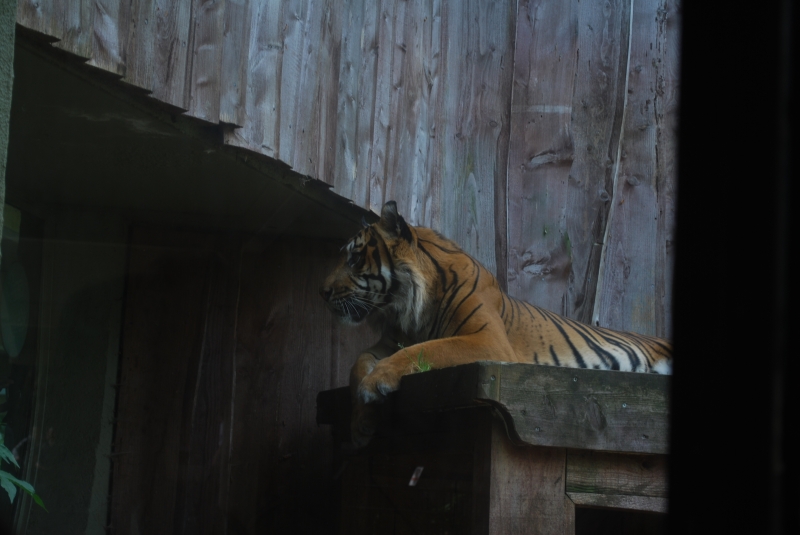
[348, 334, 400, 446]
[357, 328, 515, 404]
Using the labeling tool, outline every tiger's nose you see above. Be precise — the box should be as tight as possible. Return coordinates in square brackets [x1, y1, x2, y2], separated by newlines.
[319, 286, 333, 301]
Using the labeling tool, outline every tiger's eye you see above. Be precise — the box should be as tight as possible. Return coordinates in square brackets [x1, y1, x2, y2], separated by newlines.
[347, 252, 364, 269]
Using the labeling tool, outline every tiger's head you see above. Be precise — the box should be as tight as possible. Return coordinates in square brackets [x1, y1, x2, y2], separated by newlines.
[320, 201, 428, 329]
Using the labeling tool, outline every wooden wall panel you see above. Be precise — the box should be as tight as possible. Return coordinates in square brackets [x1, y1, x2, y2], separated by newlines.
[219, 0, 252, 126]
[111, 229, 218, 534]
[592, 0, 678, 337]
[187, 0, 224, 122]
[435, 0, 514, 276]
[150, 0, 193, 110]
[506, 0, 580, 314]
[564, 0, 633, 325]
[223, 0, 283, 157]
[87, 0, 130, 76]
[225, 236, 370, 533]
[111, 230, 374, 534]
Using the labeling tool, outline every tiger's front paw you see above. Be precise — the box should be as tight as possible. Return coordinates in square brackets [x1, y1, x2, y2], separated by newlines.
[357, 363, 403, 404]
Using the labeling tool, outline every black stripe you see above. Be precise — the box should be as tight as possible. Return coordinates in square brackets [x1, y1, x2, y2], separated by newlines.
[440, 262, 481, 335]
[549, 346, 561, 366]
[452, 303, 483, 336]
[543, 314, 589, 369]
[466, 323, 488, 336]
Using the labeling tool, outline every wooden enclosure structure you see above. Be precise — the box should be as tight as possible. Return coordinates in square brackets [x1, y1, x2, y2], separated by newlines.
[317, 362, 669, 534]
[15, 0, 680, 337]
[0, 1, 680, 534]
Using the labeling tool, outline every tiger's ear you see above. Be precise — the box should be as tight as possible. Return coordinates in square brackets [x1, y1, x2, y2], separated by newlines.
[379, 201, 413, 242]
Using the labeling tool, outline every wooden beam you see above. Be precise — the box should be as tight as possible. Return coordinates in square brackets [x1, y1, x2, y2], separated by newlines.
[318, 361, 669, 455]
[567, 492, 667, 513]
[566, 450, 667, 498]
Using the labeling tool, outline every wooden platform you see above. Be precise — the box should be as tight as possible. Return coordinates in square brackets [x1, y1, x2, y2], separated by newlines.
[316, 362, 669, 535]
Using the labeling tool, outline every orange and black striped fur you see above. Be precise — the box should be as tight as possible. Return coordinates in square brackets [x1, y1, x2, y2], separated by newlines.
[320, 201, 672, 444]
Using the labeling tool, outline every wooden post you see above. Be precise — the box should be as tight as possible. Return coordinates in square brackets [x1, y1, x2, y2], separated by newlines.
[474, 410, 574, 535]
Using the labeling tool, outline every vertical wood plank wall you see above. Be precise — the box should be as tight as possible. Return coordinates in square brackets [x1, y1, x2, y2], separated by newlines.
[15, 0, 679, 335]
[111, 229, 375, 534]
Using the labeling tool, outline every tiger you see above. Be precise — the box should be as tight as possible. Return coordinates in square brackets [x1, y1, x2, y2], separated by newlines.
[320, 201, 672, 445]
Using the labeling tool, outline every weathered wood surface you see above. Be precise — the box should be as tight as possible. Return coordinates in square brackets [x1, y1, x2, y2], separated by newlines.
[504, 0, 678, 338]
[111, 231, 373, 534]
[568, 492, 667, 513]
[592, 0, 679, 338]
[566, 450, 667, 497]
[16, 0, 679, 336]
[318, 361, 669, 454]
[484, 416, 574, 535]
[111, 228, 218, 534]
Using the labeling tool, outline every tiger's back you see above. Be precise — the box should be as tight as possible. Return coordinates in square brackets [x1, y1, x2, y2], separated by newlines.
[410, 225, 672, 375]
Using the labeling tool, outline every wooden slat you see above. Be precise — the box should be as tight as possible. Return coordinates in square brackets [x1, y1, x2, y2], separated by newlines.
[321, 362, 668, 454]
[506, 0, 580, 314]
[223, 0, 283, 157]
[568, 492, 667, 513]
[562, 0, 634, 325]
[433, 0, 515, 276]
[364, 0, 398, 213]
[592, 0, 679, 337]
[111, 229, 216, 533]
[148, 0, 193, 110]
[50, 0, 94, 58]
[87, 0, 130, 76]
[277, 0, 308, 171]
[123, 0, 157, 91]
[186, 0, 224, 122]
[485, 417, 574, 535]
[17, 0, 52, 37]
[566, 450, 667, 497]
[219, 0, 251, 126]
[495, 363, 669, 454]
[173, 238, 241, 535]
[332, 0, 368, 206]
[225, 237, 346, 533]
[350, 0, 381, 210]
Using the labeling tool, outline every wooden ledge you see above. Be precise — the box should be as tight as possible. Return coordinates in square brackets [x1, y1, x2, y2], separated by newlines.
[317, 361, 670, 455]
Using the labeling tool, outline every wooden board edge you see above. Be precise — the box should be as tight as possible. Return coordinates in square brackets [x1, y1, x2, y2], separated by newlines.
[566, 492, 667, 513]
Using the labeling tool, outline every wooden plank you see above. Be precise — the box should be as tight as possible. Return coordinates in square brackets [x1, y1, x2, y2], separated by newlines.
[563, 0, 633, 324]
[332, 0, 368, 206]
[434, 0, 515, 276]
[222, 0, 283, 157]
[110, 228, 215, 534]
[16, 0, 53, 37]
[653, 0, 680, 339]
[486, 417, 573, 535]
[277, 0, 308, 171]
[51, 0, 95, 58]
[495, 364, 669, 454]
[349, 0, 381, 210]
[149, 0, 193, 110]
[506, 0, 580, 314]
[568, 492, 667, 513]
[87, 0, 131, 76]
[289, 0, 326, 179]
[225, 236, 344, 533]
[592, 0, 679, 337]
[123, 0, 157, 91]
[219, 0, 251, 126]
[173, 237, 241, 535]
[566, 450, 667, 497]
[186, 0, 224, 123]
[390, 362, 668, 454]
[365, 0, 398, 213]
